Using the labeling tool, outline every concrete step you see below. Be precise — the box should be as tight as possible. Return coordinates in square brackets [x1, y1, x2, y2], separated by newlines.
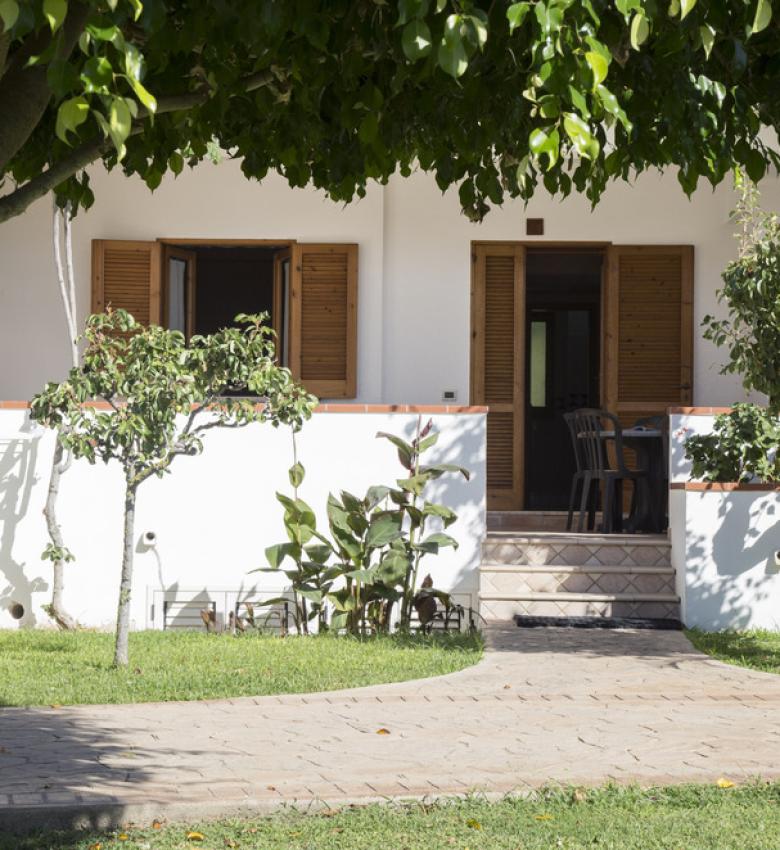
[479, 592, 680, 622]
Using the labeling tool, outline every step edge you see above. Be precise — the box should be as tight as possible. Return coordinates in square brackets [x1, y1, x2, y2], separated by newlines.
[479, 563, 674, 573]
[484, 534, 670, 546]
[478, 592, 681, 603]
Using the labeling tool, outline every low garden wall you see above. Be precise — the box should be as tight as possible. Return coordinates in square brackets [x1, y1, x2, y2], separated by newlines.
[0, 403, 486, 631]
[669, 408, 780, 630]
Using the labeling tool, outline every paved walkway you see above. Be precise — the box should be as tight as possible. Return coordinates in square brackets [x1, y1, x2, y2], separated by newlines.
[2, 626, 780, 831]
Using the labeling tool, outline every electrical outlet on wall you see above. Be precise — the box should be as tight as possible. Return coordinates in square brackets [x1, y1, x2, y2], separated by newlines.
[442, 390, 457, 402]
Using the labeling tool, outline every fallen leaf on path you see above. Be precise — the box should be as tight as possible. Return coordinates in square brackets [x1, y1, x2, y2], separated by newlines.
[716, 778, 735, 788]
[186, 830, 205, 841]
[152, 820, 163, 829]
[376, 728, 391, 735]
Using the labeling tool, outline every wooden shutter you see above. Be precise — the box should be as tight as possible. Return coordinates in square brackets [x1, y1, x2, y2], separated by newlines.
[91, 240, 162, 325]
[471, 243, 525, 510]
[289, 243, 358, 398]
[604, 245, 693, 425]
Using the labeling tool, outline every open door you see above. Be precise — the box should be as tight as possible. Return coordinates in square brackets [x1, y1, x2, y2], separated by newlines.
[603, 245, 694, 423]
[162, 245, 196, 338]
[470, 243, 525, 510]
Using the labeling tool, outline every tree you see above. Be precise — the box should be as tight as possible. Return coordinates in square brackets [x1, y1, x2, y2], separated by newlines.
[30, 310, 316, 666]
[0, 0, 779, 226]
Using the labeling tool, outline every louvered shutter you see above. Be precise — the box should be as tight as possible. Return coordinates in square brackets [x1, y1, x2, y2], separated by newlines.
[290, 243, 358, 398]
[91, 240, 161, 325]
[604, 245, 693, 422]
[471, 244, 525, 509]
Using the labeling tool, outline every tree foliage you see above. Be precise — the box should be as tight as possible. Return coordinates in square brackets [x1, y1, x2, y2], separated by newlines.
[30, 309, 316, 665]
[0, 0, 779, 224]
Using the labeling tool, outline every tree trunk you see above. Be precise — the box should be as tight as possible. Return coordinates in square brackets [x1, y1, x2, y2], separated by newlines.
[113, 481, 137, 668]
[42, 436, 77, 630]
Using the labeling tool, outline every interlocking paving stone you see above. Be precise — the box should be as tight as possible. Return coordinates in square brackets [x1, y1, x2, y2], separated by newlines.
[2, 626, 780, 833]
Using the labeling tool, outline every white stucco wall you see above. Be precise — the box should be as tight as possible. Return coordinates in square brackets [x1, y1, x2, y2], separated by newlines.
[1, 162, 780, 405]
[669, 411, 780, 630]
[0, 408, 485, 631]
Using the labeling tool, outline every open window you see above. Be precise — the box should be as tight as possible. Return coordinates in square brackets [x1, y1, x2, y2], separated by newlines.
[91, 239, 358, 399]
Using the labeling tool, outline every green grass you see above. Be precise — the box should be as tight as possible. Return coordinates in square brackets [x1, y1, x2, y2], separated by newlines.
[686, 628, 780, 674]
[0, 629, 482, 707]
[6, 784, 780, 850]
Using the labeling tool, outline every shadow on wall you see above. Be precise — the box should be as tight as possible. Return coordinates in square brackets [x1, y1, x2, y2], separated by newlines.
[685, 493, 779, 630]
[0, 430, 48, 628]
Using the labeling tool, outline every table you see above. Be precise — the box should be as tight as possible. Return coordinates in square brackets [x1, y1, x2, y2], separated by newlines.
[599, 428, 667, 533]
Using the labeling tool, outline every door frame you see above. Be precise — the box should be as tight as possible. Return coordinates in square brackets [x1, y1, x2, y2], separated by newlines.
[470, 241, 610, 511]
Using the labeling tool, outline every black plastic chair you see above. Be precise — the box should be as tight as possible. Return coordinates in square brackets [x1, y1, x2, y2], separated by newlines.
[564, 411, 590, 531]
[570, 408, 649, 534]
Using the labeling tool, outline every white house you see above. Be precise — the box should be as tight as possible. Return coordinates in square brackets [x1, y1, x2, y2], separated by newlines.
[1, 162, 779, 632]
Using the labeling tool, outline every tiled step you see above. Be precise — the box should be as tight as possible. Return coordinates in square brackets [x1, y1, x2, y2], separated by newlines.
[479, 531, 678, 623]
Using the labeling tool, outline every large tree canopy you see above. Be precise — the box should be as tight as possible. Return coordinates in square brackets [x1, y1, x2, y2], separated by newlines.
[0, 0, 778, 224]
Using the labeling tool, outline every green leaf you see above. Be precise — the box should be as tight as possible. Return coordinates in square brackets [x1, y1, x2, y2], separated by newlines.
[108, 97, 132, 159]
[168, 150, 184, 175]
[288, 461, 305, 488]
[43, 0, 67, 32]
[402, 19, 432, 60]
[397, 0, 430, 26]
[437, 29, 468, 78]
[128, 77, 157, 114]
[376, 431, 414, 469]
[751, 0, 772, 34]
[0, 0, 19, 30]
[55, 96, 89, 143]
[630, 13, 650, 49]
[365, 512, 404, 548]
[680, 0, 697, 19]
[585, 51, 609, 87]
[529, 127, 560, 170]
[699, 25, 715, 58]
[506, 2, 531, 33]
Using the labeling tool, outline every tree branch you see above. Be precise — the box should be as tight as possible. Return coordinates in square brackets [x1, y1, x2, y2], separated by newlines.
[0, 70, 274, 225]
[0, 2, 89, 173]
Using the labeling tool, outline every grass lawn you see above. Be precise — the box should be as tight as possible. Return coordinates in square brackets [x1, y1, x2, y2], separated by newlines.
[5, 784, 780, 850]
[0, 629, 482, 707]
[686, 628, 780, 674]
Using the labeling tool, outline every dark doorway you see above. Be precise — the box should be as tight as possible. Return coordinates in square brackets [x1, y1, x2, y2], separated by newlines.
[524, 250, 603, 510]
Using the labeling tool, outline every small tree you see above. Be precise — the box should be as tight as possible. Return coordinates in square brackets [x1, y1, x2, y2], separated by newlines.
[30, 310, 316, 666]
[703, 175, 780, 412]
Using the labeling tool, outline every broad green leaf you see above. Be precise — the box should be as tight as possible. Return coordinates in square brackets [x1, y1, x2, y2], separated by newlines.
[402, 19, 432, 60]
[397, 0, 430, 26]
[0, 0, 19, 30]
[751, 0, 772, 34]
[43, 0, 67, 32]
[376, 431, 414, 469]
[168, 151, 184, 175]
[55, 96, 89, 143]
[506, 2, 530, 33]
[630, 13, 649, 49]
[365, 512, 404, 547]
[585, 51, 609, 87]
[680, 0, 697, 19]
[437, 35, 468, 78]
[596, 85, 632, 131]
[108, 97, 132, 159]
[422, 531, 459, 550]
[529, 127, 560, 170]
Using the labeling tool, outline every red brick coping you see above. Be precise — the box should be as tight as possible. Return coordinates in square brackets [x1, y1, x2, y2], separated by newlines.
[0, 400, 487, 415]
[670, 481, 780, 492]
[668, 406, 734, 415]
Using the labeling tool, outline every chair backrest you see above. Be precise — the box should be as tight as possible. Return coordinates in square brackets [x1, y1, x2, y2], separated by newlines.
[563, 412, 586, 473]
[572, 408, 632, 474]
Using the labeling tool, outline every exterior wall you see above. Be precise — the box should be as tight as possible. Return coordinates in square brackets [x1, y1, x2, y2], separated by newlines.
[669, 410, 780, 631]
[1, 162, 780, 404]
[0, 407, 485, 631]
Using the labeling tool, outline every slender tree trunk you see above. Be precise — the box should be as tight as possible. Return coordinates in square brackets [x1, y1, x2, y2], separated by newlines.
[42, 438, 77, 630]
[113, 481, 138, 668]
[43, 202, 79, 629]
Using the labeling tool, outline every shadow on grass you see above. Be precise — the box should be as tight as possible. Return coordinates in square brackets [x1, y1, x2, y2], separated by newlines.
[686, 628, 780, 674]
